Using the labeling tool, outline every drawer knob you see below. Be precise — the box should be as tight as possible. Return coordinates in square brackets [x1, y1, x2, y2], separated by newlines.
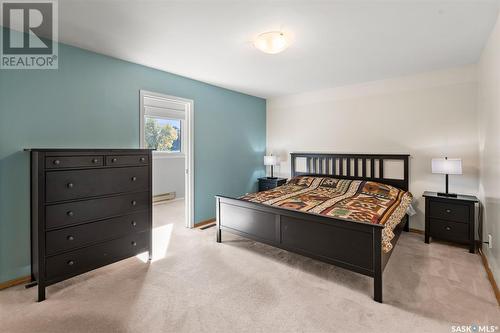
[445, 209, 452, 213]
[67, 182, 74, 189]
[67, 211, 74, 217]
[140, 157, 145, 162]
[111, 158, 117, 163]
[131, 221, 137, 227]
[131, 200, 137, 206]
[67, 235, 75, 241]
[67, 260, 75, 266]
[53, 159, 60, 165]
[445, 226, 452, 231]
[131, 241, 137, 246]
[92, 158, 99, 164]
[131, 176, 137, 182]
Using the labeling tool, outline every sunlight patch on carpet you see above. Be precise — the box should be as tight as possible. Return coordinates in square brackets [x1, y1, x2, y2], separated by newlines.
[136, 223, 173, 262]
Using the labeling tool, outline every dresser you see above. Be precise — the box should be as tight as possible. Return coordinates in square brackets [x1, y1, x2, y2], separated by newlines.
[423, 191, 478, 253]
[28, 149, 153, 301]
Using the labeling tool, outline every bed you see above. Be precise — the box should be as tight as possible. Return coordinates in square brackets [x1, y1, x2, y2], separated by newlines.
[215, 153, 412, 303]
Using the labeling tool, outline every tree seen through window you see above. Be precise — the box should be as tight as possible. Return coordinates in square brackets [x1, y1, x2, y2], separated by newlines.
[144, 117, 181, 152]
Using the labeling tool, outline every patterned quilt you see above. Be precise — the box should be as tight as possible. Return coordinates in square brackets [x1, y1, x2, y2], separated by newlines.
[240, 176, 413, 252]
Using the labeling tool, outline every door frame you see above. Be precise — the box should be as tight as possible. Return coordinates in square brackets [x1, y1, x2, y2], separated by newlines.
[139, 90, 195, 228]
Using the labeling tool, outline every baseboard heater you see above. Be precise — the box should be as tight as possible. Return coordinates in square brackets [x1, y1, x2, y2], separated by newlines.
[153, 192, 176, 203]
[200, 223, 216, 230]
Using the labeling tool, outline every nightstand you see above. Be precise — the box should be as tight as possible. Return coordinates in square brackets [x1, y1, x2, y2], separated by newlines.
[258, 177, 286, 192]
[423, 191, 478, 253]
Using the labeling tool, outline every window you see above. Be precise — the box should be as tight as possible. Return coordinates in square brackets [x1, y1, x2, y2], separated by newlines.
[140, 91, 186, 155]
[144, 116, 181, 153]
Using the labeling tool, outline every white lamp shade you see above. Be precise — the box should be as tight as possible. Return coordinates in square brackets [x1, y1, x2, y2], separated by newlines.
[264, 155, 279, 166]
[431, 158, 462, 175]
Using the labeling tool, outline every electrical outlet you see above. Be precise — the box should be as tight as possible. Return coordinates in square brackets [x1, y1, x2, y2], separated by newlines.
[488, 234, 493, 249]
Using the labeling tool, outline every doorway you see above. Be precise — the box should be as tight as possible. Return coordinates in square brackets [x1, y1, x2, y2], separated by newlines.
[139, 90, 194, 229]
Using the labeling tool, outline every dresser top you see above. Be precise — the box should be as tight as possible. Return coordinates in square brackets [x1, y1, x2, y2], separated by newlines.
[422, 191, 478, 202]
[24, 148, 153, 152]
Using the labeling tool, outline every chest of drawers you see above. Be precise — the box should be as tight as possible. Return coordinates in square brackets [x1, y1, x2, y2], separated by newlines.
[28, 149, 153, 301]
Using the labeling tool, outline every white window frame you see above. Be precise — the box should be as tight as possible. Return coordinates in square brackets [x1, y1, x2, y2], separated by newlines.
[140, 90, 195, 228]
[141, 94, 186, 158]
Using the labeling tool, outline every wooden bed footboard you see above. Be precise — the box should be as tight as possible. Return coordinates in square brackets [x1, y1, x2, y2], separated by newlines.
[215, 196, 407, 303]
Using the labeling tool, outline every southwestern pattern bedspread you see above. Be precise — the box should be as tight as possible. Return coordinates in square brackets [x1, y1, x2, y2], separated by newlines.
[240, 176, 413, 252]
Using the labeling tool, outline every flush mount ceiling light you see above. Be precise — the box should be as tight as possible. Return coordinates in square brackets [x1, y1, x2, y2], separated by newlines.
[253, 31, 290, 54]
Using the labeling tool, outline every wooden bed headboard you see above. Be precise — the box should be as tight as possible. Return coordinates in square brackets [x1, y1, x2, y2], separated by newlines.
[290, 152, 410, 191]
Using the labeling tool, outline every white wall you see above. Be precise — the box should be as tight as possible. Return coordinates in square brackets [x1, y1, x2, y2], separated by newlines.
[478, 12, 500, 285]
[267, 66, 479, 231]
[152, 156, 185, 198]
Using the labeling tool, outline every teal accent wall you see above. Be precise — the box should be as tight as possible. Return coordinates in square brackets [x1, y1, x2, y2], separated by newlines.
[0, 35, 266, 283]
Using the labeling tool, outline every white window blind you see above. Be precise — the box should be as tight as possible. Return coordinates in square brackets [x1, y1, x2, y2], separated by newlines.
[143, 95, 186, 120]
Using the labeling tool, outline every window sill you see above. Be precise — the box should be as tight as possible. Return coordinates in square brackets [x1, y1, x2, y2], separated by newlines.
[153, 152, 186, 160]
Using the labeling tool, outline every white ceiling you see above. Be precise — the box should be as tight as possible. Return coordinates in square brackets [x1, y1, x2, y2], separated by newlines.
[53, 1, 500, 97]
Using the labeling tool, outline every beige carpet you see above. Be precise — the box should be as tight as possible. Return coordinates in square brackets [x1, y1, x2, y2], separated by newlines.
[0, 199, 498, 333]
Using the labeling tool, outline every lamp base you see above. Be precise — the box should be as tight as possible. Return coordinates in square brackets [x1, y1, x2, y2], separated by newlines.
[437, 192, 458, 198]
[266, 176, 278, 180]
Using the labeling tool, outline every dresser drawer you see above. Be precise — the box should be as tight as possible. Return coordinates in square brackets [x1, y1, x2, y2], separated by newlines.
[106, 155, 149, 166]
[45, 156, 103, 169]
[46, 192, 149, 229]
[46, 231, 149, 281]
[428, 201, 468, 223]
[429, 218, 469, 243]
[46, 211, 149, 255]
[46, 166, 149, 202]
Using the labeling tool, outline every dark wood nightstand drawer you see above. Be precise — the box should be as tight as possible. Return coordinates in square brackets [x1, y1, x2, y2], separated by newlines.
[259, 185, 271, 191]
[258, 177, 286, 192]
[428, 201, 468, 223]
[429, 218, 469, 243]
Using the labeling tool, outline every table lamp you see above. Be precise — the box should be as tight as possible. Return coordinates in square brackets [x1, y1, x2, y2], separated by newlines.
[264, 155, 279, 179]
[431, 157, 462, 197]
